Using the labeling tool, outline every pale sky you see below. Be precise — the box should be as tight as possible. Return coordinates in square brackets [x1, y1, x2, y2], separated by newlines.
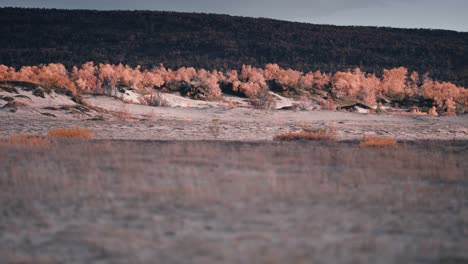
[1, 0, 467, 32]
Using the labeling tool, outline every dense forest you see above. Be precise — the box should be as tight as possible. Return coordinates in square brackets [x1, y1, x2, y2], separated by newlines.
[0, 7, 467, 86]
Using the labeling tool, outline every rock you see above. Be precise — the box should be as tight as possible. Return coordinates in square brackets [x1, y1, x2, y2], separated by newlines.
[337, 102, 372, 112]
[279, 106, 295, 111]
[377, 97, 391, 104]
[355, 103, 372, 109]
[355, 106, 370, 114]
[86, 116, 105, 121]
[59, 106, 71, 111]
[0, 95, 14, 102]
[33, 87, 46, 98]
[0, 85, 19, 94]
[42, 106, 59, 111]
[1, 100, 29, 113]
[72, 94, 84, 104]
[71, 105, 90, 113]
[41, 112, 56, 117]
[1, 101, 18, 112]
[14, 94, 32, 100]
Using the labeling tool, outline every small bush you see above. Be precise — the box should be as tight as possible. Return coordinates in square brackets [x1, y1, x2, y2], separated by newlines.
[249, 90, 276, 110]
[274, 126, 337, 141]
[428, 106, 438, 116]
[226, 100, 236, 109]
[292, 95, 312, 111]
[47, 127, 92, 139]
[139, 92, 169, 107]
[360, 135, 397, 148]
[320, 97, 336, 111]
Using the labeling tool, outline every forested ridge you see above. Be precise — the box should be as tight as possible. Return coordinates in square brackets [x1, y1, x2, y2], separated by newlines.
[1, 7, 467, 86]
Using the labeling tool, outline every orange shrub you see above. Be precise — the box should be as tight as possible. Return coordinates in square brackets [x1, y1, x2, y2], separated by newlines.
[321, 97, 336, 111]
[428, 106, 438, 116]
[360, 135, 397, 148]
[47, 127, 92, 139]
[1, 62, 467, 114]
[380, 67, 408, 96]
[274, 126, 337, 141]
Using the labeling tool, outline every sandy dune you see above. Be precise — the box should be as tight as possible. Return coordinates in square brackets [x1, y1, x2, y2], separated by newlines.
[1, 87, 467, 141]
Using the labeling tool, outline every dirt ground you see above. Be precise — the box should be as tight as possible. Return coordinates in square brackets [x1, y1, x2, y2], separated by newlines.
[1, 140, 467, 264]
[1, 94, 467, 141]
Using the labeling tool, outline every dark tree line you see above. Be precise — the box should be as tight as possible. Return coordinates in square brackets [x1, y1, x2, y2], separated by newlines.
[0, 7, 467, 86]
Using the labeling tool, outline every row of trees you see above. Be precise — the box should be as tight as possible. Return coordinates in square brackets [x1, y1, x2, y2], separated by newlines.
[1, 62, 467, 114]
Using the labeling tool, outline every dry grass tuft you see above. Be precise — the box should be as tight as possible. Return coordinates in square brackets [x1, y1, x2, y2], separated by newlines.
[1, 134, 50, 146]
[274, 126, 337, 141]
[112, 110, 133, 120]
[320, 97, 336, 111]
[249, 90, 276, 110]
[139, 92, 169, 107]
[428, 106, 438, 116]
[226, 100, 236, 109]
[360, 135, 397, 148]
[47, 127, 92, 139]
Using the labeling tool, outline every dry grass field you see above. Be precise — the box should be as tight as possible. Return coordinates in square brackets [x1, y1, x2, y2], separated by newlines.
[0, 139, 467, 264]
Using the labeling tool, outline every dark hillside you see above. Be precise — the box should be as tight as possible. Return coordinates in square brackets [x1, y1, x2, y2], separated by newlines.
[1, 8, 467, 86]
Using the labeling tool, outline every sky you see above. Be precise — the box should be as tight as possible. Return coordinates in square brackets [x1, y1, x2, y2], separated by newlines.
[0, 0, 467, 32]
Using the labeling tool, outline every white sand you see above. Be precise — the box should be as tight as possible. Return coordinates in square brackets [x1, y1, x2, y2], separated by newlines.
[1, 86, 467, 141]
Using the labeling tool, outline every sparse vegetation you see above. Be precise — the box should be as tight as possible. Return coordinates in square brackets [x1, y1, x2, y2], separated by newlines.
[0, 134, 49, 146]
[1, 129, 92, 146]
[47, 127, 92, 139]
[139, 92, 169, 107]
[360, 135, 398, 148]
[274, 126, 337, 141]
[248, 90, 276, 110]
[1, 62, 467, 114]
